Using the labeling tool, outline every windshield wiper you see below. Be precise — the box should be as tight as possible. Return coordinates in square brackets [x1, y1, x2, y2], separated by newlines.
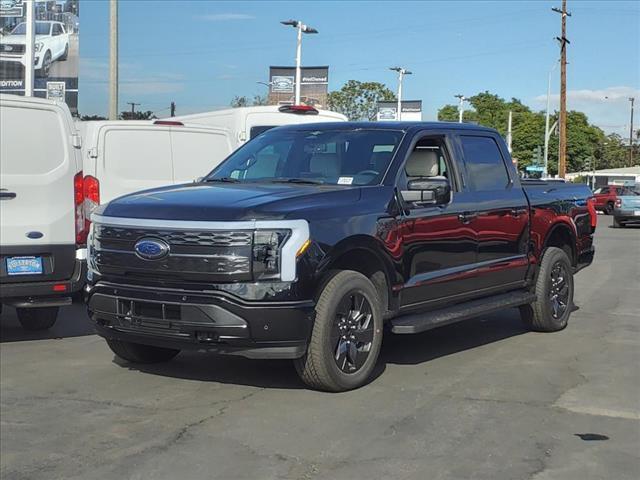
[204, 177, 240, 183]
[269, 178, 323, 185]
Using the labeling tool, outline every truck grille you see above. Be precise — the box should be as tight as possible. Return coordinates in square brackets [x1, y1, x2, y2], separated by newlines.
[0, 44, 25, 54]
[92, 225, 254, 283]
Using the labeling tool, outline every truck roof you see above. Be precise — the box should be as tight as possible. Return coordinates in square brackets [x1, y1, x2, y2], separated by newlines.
[271, 121, 499, 134]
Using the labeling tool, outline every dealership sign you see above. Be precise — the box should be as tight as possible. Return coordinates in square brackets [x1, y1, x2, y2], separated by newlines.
[268, 66, 329, 108]
[376, 100, 423, 121]
[0, 0, 23, 18]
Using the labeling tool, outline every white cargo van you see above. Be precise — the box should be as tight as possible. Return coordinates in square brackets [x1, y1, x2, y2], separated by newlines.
[0, 94, 86, 330]
[170, 105, 347, 150]
[78, 120, 233, 206]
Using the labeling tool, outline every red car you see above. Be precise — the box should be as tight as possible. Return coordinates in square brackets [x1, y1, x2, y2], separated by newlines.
[593, 185, 634, 215]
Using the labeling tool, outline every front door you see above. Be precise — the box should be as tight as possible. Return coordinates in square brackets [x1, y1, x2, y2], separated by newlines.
[396, 134, 479, 310]
[458, 134, 530, 291]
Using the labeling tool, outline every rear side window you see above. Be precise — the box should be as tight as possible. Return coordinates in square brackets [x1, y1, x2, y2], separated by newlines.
[0, 106, 66, 175]
[460, 135, 510, 191]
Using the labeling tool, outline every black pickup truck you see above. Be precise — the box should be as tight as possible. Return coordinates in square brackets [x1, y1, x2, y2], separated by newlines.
[86, 122, 596, 391]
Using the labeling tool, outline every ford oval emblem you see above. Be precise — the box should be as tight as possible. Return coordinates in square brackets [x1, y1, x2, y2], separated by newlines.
[134, 238, 170, 260]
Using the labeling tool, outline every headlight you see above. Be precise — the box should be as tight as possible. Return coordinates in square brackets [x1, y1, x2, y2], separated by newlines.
[34, 42, 43, 52]
[252, 229, 289, 280]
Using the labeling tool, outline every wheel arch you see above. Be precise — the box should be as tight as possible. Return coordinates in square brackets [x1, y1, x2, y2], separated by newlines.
[542, 221, 577, 267]
[317, 235, 396, 315]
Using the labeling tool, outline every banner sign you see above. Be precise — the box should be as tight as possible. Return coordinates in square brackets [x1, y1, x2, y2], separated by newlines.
[376, 100, 422, 121]
[0, 0, 79, 113]
[268, 66, 329, 108]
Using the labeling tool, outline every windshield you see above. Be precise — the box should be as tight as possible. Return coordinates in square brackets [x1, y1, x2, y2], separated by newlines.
[11, 22, 51, 35]
[207, 128, 404, 186]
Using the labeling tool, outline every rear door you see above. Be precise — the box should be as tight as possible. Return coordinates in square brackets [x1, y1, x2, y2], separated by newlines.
[97, 126, 173, 203]
[170, 127, 233, 182]
[458, 134, 530, 291]
[0, 98, 80, 282]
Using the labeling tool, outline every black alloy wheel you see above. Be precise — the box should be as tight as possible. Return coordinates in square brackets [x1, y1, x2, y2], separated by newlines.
[331, 291, 375, 373]
[548, 261, 570, 319]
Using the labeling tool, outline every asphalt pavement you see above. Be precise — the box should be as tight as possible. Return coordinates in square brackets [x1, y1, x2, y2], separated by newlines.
[1, 215, 639, 480]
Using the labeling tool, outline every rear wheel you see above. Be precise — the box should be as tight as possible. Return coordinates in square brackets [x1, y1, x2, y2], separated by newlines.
[106, 339, 180, 364]
[37, 50, 52, 78]
[294, 271, 383, 392]
[520, 247, 574, 332]
[16, 307, 59, 331]
[604, 202, 614, 215]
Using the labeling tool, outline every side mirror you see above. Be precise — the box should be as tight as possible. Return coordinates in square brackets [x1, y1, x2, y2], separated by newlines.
[402, 177, 451, 206]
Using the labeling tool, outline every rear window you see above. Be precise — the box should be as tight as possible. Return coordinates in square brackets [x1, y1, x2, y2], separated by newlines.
[0, 105, 67, 175]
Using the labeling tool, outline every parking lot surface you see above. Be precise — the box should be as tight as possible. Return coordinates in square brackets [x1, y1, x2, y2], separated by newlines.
[1, 216, 639, 480]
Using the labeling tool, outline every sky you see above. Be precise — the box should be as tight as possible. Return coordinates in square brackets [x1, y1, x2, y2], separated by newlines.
[79, 0, 640, 136]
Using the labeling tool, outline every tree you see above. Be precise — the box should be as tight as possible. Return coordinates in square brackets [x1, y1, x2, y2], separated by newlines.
[80, 114, 107, 121]
[119, 110, 156, 120]
[436, 91, 629, 175]
[327, 80, 396, 121]
[230, 95, 268, 108]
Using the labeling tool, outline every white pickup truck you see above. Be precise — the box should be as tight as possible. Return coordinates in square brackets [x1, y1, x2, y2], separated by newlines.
[0, 21, 69, 77]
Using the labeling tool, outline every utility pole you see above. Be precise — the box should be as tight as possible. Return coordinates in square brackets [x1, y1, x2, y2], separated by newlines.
[24, 0, 35, 97]
[109, 0, 119, 120]
[390, 67, 412, 121]
[126, 102, 140, 118]
[544, 60, 560, 176]
[553, 0, 570, 178]
[507, 110, 513, 154]
[455, 94, 466, 123]
[629, 97, 635, 166]
[170, 101, 176, 117]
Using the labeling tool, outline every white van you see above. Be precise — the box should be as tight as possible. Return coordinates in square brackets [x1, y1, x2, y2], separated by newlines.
[78, 120, 233, 205]
[170, 105, 347, 150]
[0, 94, 86, 330]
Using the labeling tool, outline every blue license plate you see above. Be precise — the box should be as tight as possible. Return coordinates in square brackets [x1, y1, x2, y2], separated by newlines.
[6, 256, 43, 275]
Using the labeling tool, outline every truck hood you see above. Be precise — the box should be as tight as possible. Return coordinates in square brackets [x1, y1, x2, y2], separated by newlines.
[98, 182, 363, 222]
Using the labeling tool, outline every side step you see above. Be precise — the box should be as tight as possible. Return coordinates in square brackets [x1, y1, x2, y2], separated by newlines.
[390, 290, 536, 334]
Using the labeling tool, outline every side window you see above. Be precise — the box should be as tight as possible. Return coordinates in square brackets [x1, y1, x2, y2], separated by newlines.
[460, 135, 510, 191]
[599, 187, 609, 195]
[52, 24, 62, 35]
[399, 137, 453, 190]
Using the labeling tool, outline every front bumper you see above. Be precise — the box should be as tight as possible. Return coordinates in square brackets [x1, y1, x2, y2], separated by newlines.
[0, 54, 41, 69]
[87, 282, 315, 359]
[613, 209, 640, 224]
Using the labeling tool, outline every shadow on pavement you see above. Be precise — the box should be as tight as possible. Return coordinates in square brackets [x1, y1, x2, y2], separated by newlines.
[0, 303, 95, 343]
[119, 308, 527, 390]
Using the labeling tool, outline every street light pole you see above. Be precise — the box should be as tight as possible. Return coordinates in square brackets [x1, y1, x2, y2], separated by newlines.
[455, 94, 466, 123]
[281, 20, 318, 105]
[390, 67, 411, 121]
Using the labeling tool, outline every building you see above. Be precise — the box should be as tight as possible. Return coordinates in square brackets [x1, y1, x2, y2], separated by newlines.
[566, 166, 640, 187]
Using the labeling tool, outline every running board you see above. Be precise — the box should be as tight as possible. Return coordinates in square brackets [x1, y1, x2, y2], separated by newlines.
[390, 290, 536, 334]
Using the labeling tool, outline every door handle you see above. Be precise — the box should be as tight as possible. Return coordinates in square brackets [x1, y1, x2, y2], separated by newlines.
[0, 190, 17, 200]
[458, 212, 478, 224]
[510, 208, 527, 217]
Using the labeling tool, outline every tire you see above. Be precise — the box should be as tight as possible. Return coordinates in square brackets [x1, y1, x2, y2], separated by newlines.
[16, 307, 59, 331]
[106, 339, 180, 364]
[59, 44, 68, 61]
[520, 247, 574, 332]
[37, 50, 51, 78]
[612, 217, 624, 228]
[604, 202, 614, 215]
[294, 270, 384, 392]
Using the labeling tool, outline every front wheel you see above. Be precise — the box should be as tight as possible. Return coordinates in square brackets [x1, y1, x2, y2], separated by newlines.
[520, 247, 574, 332]
[59, 43, 69, 61]
[106, 339, 180, 364]
[294, 271, 383, 392]
[16, 307, 59, 331]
